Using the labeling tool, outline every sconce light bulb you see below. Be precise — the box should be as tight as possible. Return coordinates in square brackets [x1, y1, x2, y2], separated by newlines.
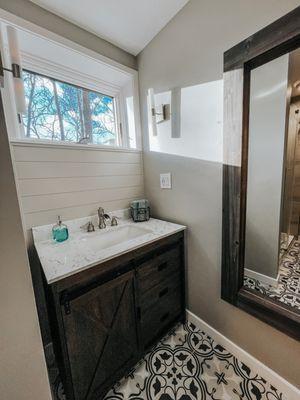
[6, 26, 26, 115]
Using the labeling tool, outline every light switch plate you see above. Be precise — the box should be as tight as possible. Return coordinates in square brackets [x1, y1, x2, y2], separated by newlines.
[160, 173, 172, 189]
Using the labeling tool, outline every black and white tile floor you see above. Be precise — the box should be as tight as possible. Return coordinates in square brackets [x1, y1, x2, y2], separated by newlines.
[49, 322, 283, 400]
[244, 238, 300, 311]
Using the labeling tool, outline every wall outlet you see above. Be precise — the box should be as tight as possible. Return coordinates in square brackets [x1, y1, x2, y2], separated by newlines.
[160, 173, 172, 189]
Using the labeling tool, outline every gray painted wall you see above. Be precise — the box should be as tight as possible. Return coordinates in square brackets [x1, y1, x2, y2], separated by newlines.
[245, 54, 289, 279]
[0, 0, 137, 69]
[0, 97, 51, 399]
[138, 0, 300, 387]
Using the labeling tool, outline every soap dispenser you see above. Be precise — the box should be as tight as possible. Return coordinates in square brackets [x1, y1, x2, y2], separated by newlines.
[52, 216, 69, 242]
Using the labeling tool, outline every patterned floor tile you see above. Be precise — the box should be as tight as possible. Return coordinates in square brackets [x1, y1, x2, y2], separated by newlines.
[48, 322, 284, 400]
[244, 238, 300, 310]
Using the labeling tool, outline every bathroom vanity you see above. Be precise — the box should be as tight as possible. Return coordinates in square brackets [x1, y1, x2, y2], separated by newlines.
[33, 214, 186, 400]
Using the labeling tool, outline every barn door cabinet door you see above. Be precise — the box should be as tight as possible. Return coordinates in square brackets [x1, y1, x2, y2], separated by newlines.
[60, 270, 138, 400]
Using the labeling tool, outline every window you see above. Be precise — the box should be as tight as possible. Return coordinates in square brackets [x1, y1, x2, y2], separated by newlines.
[22, 70, 120, 146]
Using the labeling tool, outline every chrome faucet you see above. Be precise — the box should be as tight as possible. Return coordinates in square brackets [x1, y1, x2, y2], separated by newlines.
[98, 207, 110, 229]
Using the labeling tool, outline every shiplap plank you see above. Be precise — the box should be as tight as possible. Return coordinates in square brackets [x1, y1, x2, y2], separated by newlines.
[16, 161, 142, 179]
[12, 145, 142, 164]
[24, 198, 139, 230]
[22, 186, 143, 213]
[13, 145, 144, 233]
[18, 175, 143, 196]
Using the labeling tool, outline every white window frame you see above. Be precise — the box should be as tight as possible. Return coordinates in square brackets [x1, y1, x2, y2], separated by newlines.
[18, 53, 129, 148]
[20, 60, 123, 145]
[0, 9, 142, 151]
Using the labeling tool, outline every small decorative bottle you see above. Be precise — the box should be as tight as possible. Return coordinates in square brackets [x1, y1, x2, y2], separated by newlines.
[52, 216, 69, 242]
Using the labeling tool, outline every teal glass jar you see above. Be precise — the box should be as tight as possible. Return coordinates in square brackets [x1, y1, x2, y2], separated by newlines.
[52, 216, 69, 242]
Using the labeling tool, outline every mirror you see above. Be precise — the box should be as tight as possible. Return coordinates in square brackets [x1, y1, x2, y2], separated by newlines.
[222, 6, 300, 339]
[243, 48, 300, 311]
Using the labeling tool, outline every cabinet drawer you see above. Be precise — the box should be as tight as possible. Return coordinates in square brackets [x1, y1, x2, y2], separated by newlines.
[137, 245, 181, 293]
[140, 284, 182, 349]
[140, 271, 181, 312]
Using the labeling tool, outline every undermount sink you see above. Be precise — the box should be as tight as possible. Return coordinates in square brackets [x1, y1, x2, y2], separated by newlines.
[78, 225, 152, 252]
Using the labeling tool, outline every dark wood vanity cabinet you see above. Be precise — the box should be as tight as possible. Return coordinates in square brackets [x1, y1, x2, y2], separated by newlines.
[44, 232, 185, 400]
[137, 244, 183, 350]
[60, 271, 138, 400]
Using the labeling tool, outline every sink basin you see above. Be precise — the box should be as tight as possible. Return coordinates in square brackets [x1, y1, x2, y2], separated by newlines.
[78, 225, 152, 253]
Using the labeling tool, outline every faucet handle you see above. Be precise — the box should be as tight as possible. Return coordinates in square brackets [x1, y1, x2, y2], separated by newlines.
[87, 221, 95, 232]
[111, 216, 118, 226]
[80, 221, 95, 232]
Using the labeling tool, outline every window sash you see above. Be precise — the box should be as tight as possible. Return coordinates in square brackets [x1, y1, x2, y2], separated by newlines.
[22, 69, 122, 146]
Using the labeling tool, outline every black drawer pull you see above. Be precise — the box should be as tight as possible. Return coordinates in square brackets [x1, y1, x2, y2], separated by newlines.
[160, 312, 169, 322]
[158, 262, 168, 271]
[159, 287, 169, 298]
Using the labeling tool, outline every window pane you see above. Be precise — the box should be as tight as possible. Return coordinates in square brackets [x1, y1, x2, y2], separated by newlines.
[23, 71, 58, 140]
[89, 91, 118, 146]
[22, 70, 118, 146]
[55, 80, 82, 142]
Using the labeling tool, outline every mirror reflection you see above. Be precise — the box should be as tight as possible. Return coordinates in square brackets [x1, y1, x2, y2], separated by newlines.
[244, 47, 300, 311]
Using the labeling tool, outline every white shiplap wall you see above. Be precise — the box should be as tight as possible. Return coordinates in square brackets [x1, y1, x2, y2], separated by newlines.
[11, 142, 144, 232]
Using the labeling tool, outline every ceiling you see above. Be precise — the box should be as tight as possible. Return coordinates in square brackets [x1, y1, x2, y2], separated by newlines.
[29, 0, 189, 55]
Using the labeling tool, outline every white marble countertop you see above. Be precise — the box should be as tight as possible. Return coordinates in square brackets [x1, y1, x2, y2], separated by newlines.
[32, 210, 186, 284]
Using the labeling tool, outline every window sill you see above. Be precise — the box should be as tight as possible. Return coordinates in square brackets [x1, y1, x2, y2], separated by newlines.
[10, 138, 141, 153]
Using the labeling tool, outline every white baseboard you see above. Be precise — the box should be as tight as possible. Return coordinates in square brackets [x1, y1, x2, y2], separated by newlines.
[186, 310, 300, 400]
[244, 268, 279, 287]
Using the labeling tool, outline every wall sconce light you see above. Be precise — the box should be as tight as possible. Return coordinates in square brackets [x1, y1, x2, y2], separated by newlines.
[147, 88, 158, 136]
[147, 88, 171, 137]
[0, 26, 26, 115]
[147, 87, 181, 139]
[152, 103, 169, 124]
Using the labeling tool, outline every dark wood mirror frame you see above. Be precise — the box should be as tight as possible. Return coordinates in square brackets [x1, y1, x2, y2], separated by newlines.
[221, 6, 300, 340]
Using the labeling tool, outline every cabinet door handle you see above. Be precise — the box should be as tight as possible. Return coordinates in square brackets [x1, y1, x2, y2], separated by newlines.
[160, 312, 169, 322]
[60, 291, 71, 315]
[159, 287, 169, 298]
[158, 262, 167, 271]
